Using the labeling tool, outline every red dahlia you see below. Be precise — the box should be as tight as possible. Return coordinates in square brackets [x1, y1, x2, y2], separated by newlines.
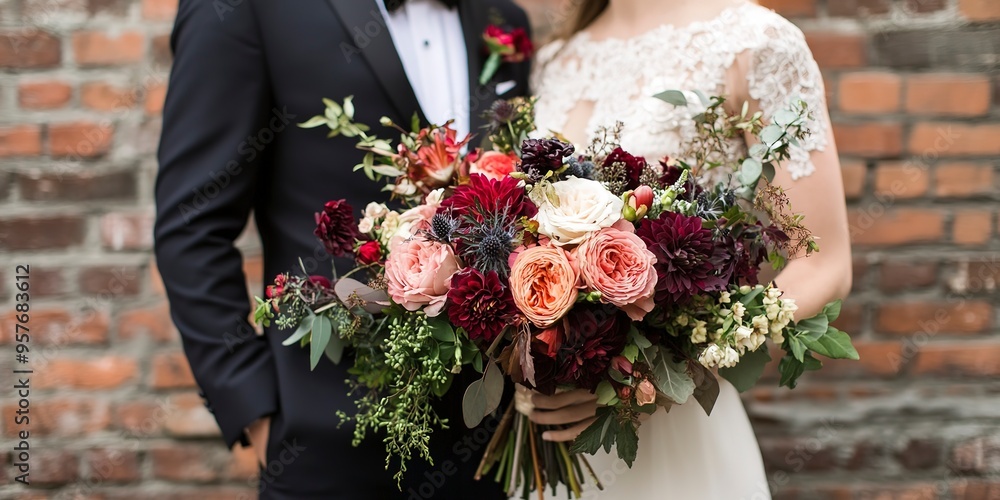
[637, 211, 726, 304]
[447, 268, 518, 343]
[314, 199, 359, 258]
[553, 304, 630, 392]
[439, 173, 536, 221]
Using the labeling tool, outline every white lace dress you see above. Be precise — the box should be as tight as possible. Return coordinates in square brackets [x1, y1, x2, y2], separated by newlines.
[529, 3, 830, 499]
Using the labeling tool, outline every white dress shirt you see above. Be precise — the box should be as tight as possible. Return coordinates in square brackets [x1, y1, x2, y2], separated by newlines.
[378, 0, 471, 137]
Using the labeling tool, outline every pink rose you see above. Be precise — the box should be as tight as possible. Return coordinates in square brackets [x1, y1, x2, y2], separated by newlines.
[470, 151, 517, 181]
[575, 226, 657, 321]
[388, 203, 436, 252]
[385, 238, 461, 317]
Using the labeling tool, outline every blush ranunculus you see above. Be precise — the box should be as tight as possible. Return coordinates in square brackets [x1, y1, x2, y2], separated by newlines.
[575, 227, 658, 321]
[509, 245, 580, 328]
[385, 238, 460, 317]
[531, 177, 624, 246]
[470, 151, 517, 181]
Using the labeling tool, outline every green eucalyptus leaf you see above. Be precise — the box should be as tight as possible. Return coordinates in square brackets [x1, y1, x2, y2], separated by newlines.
[309, 315, 332, 370]
[282, 313, 315, 346]
[653, 90, 689, 107]
[324, 334, 345, 364]
[651, 347, 695, 404]
[298, 116, 328, 129]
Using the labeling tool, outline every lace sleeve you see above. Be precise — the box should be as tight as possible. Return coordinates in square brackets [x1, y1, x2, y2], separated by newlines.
[747, 21, 829, 180]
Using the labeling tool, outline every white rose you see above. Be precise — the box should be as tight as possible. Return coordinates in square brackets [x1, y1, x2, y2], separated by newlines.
[531, 177, 624, 246]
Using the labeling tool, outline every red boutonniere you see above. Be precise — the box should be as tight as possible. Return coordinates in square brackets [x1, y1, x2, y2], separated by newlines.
[479, 25, 533, 85]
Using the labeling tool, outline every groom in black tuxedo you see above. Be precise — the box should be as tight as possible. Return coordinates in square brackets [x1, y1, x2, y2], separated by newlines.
[154, 0, 531, 498]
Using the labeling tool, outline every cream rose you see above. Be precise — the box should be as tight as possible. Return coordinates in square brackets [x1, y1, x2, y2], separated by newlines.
[531, 177, 624, 246]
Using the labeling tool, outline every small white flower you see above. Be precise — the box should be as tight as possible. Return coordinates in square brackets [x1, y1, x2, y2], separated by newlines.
[735, 325, 753, 341]
[739, 285, 752, 294]
[358, 217, 374, 234]
[364, 202, 389, 219]
[752, 314, 769, 334]
[691, 320, 708, 343]
[719, 291, 731, 304]
[676, 314, 690, 327]
[719, 346, 740, 368]
[379, 211, 401, 246]
[425, 188, 445, 207]
[732, 301, 746, 320]
[699, 344, 723, 368]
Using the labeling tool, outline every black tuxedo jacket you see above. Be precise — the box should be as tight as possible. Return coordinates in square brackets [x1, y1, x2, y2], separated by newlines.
[153, 1, 531, 498]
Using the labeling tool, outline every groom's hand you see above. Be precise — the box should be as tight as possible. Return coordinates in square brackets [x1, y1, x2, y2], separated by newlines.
[517, 386, 598, 442]
[246, 417, 270, 467]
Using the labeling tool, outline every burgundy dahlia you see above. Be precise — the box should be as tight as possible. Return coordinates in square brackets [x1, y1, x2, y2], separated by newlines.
[603, 147, 647, 191]
[447, 268, 518, 343]
[637, 211, 726, 304]
[314, 199, 359, 258]
[554, 304, 630, 392]
[438, 173, 536, 221]
[518, 138, 574, 181]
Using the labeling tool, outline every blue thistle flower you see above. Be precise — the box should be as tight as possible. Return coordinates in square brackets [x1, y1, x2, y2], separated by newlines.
[459, 208, 521, 278]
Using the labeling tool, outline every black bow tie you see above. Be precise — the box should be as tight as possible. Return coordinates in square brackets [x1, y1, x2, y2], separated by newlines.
[386, 0, 459, 12]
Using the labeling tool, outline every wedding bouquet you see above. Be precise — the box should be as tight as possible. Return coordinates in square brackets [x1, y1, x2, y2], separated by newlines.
[254, 92, 859, 498]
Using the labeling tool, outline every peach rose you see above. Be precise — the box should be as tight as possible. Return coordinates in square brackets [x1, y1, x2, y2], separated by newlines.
[509, 245, 580, 328]
[470, 151, 517, 180]
[385, 238, 460, 316]
[575, 226, 657, 321]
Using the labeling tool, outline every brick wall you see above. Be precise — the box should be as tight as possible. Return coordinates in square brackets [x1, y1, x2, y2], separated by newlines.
[0, 0, 997, 498]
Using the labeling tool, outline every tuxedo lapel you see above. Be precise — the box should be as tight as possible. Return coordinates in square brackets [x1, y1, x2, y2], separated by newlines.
[326, 0, 426, 124]
[459, 0, 491, 134]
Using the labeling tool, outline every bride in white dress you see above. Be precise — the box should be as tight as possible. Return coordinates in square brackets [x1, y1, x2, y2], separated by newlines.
[519, 1, 853, 498]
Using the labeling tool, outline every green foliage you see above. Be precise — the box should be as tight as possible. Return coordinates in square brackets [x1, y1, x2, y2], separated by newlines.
[718, 346, 771, 393]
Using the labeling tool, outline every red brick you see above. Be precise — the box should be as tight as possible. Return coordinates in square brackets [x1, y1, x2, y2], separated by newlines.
[48, 121, 114, 158]
[164, 392, 221, 438]
[21, 267, 66, 298]
[805, 32, 868, 68]
[841, 160, 867, 199]
[0, 308, 108, 345]
[152, 33, 172, 66]
[118, 302, 177, 342]
[145, 82, 167, 115]
[876, 301, 994, 335]
[101, 211, 154, 251]
[873, 162, 929, 199]
[3, 399, 110, 437]
[0, 125, 42, 157]
[84, 449, 140, 483]
[820, 340, 905, 378]
[909, 123, 1000, 157]
[18, 81, 72, 109]
[0, 215, 87, 250]
[113, 400, 170, 436]
[896, 439, 942, 470]
[839, 72, 901, 114]
[949, 258, 1000, 294]
[18, 169, 136, 201]
[72, 31, 144, 66]
[79, 265, 143, 296]
[31, 450, 79, 486]
[828, 0, 891, 16]
[951, 435, 1000, 474]
[831, 300, 864, 334]
[913, 342, 1000, 377]
[758, 437, 839, 472]
[851, 257, 869, 292]
[906, 74, 991, 117]
[88, 0, 131, 16]
[950, 479, 1000, 499]
[36, 356, 138, 389]
[0, 31, 61, 68]
[151, 351, 197, 389]
[953, 210, 993, 246]
[81, 81, 138, 111]
[150, 444, 224, 482]
[758, 0, 817, 17]
[879, 260, 938, 293]
[934, 163, 995, 198]
[848, 209, 945, 246]
[142, 0, 178, 20]
[854, 483, 937, 499]
[959, 0, 1000, 21]
[833, 122, 903, 157]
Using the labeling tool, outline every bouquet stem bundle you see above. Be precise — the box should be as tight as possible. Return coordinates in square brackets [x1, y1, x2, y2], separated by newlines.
[476, 403, 601, 499]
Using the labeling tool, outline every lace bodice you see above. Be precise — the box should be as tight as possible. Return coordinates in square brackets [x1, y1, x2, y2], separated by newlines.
[531, 2, 828, 182]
